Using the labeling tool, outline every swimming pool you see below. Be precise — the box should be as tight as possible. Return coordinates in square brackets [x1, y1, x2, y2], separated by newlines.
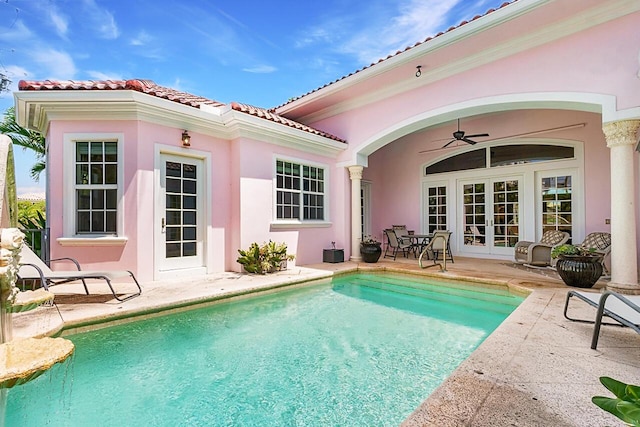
[6, 272, 523, 426]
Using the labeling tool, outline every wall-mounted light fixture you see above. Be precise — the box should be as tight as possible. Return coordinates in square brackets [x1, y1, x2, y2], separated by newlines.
[415, 65, 422, 78]
[181, 130, 191, 147]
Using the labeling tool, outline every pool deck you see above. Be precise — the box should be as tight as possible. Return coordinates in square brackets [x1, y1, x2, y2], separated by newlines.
[12, 257, 640, 426]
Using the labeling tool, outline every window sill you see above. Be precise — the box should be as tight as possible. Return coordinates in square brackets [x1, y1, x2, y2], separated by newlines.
[57, 237, 128, 247]
[270, 221, 332, 229]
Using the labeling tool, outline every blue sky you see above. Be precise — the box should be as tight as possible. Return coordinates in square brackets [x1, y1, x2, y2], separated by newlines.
[0, 0, 507, 195]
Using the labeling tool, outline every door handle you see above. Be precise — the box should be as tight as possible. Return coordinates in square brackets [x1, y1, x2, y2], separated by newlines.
[161, 218, 166, 232]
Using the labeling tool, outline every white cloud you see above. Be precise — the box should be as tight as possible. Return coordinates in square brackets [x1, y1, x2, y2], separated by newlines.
[87, 71, 123, 81]
[82, 0, 119, 39]
[0, 19, 33, 42]
[130, 30, 152, 46]
[31, 49, 77, 79]
[340, 0, 462, 64]
[17, 186, 46, 197]
[49, 6, 69, 38]
[242, 65, 277, 74]
[298, 0, 468, 65]
[1, 65, 30, 92]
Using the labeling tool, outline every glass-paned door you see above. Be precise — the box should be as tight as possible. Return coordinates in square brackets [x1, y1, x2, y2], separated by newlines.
[158, 154, 204, 271]
[426, 185, 448, 234]
[492, 180, 519, 248]
[462, 182, 487, 248]
[541, 175, 573, 241]
[459, 177, 521, 255]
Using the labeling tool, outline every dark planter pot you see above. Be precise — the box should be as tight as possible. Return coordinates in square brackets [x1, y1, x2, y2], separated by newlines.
[555, 255, 603, 288]
[360, 243, 382, 263]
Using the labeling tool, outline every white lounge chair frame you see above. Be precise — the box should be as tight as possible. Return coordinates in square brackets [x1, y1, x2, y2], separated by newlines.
[563, 290, 640, 349]
[18, 245, 142, 302]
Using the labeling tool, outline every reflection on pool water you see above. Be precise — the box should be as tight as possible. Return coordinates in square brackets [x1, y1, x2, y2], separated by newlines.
[7, 273, 523, 426]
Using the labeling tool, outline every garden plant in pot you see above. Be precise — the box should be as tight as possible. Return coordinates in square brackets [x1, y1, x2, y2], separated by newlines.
[360, 235, 382, 263]
[551, 243, 603, 288]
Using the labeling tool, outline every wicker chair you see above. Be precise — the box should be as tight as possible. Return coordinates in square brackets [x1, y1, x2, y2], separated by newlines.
[579, 232, 612, 277]
[514, 230, 570, 266]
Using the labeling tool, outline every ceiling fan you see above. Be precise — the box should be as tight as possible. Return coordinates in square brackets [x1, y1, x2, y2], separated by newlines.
[418, 122, 586, 154]
[442, 118, 489, 148]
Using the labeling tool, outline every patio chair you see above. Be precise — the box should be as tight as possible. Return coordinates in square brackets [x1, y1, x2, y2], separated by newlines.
[578, 232, 612, 277]
[17, 244, 142, 302]
[513, 230, 570, 266]
[563, 290, 640, 349]
[391, 225, 414, 245]
[419, 230, 453, 263]
[384, 229, 414, 260]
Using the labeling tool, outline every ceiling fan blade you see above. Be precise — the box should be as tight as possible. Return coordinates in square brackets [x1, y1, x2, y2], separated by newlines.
[441, 138, 457, 148]
[465, 133, 489, 138]
[462, 138, 477, 145]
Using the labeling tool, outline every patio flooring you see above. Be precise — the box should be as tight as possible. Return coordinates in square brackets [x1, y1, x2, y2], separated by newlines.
[11, 256, 640, 426]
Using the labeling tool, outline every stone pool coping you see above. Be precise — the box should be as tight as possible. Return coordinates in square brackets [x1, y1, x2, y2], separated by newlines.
[12, 257, 640, 426]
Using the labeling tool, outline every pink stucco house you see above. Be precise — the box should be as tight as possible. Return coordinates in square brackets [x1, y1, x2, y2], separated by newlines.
[13, 0, 640, 293]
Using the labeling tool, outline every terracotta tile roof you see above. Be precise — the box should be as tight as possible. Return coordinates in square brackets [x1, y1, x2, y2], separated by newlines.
[230, 102, 345, 142]
[18, 79, 225, 108]
[18, 79, 346, 143]
[272, 1, 515, 110]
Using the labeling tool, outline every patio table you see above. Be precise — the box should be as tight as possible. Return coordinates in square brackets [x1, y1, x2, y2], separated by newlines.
[402, 234, 432, 255]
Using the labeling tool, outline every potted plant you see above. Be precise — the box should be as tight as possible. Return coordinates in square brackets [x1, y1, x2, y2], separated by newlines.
[237, 241, 295, 274]
[551, 244, 603, 288]
[360, 235, 382, 263]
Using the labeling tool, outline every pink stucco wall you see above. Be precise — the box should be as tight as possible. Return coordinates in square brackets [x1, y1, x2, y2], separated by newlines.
[46, 121, 234, 281]
[47, 120, 140, 273]
[233, 138, 350, 268]
[311, 13, 640, 155]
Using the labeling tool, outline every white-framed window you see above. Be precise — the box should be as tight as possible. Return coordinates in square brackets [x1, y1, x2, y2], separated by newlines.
[75, 140, 118, 234]
[61, 133, 125, 243]
[275, 158, 326, 222]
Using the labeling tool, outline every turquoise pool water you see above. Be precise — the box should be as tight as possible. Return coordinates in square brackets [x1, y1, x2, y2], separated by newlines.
[6, 273, 522, 426]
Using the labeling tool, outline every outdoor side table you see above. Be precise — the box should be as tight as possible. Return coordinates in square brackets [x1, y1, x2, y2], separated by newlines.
[323, 249, 344, 263]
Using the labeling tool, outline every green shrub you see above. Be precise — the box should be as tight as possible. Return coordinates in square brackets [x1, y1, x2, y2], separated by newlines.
[18, 200, 46, 255]
[237, 241, 294, 274]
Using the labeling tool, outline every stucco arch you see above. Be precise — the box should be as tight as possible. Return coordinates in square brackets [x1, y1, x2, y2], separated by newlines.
[350, 91, 636, 166]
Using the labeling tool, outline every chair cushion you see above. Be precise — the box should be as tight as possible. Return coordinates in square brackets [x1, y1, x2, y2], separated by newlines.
[581, 232, 611, 251]
[540, 230, 566, 245]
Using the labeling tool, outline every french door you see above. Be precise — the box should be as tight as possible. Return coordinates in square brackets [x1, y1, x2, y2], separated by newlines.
[157, 154, 205, 272]
[458, 177, 521, 256]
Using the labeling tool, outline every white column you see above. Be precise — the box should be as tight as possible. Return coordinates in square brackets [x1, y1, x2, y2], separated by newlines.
[348, 166, 363, 262]
[603, 120, 640, 293]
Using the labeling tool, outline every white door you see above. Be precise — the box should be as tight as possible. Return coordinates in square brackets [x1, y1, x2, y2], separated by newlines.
[157, 154, 205, 272]
[458, 177, 521, 256]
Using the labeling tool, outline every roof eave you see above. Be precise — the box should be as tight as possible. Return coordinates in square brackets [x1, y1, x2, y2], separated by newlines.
[224, 110, 347, 157]
[274, 0, 546, 116]
[13, 90, 347, 156]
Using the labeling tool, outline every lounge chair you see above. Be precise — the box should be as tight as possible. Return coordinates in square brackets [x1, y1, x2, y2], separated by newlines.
[17, 245, 142, 302]
[563, 290, 640, 349]
[513, 230, 570, 266]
